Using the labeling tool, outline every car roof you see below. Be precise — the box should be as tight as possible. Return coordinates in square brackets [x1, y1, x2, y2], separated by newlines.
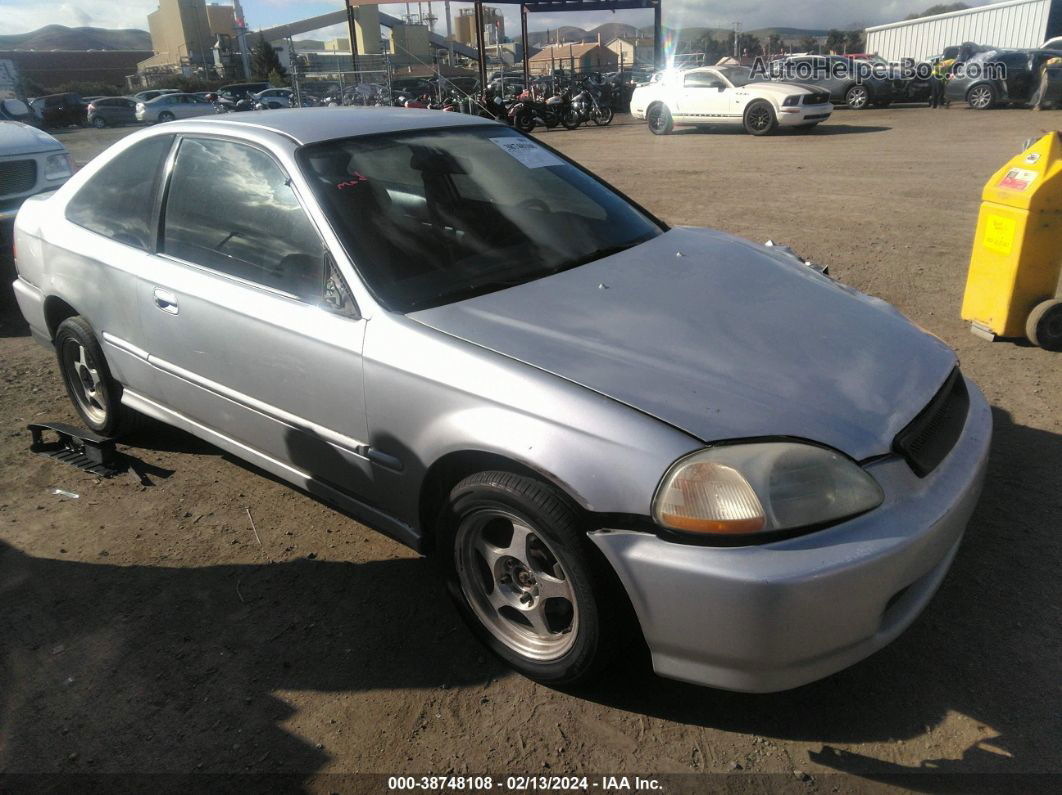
[169, 107, 498, 145]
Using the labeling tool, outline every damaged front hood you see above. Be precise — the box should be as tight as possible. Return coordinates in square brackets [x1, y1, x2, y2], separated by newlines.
[410, 227, 957, 460]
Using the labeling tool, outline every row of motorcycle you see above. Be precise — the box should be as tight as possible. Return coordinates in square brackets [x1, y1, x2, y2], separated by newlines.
[501, 82, 615, 131]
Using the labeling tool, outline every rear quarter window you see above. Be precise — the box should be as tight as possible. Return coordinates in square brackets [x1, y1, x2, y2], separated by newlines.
[66, 135, 174, 250]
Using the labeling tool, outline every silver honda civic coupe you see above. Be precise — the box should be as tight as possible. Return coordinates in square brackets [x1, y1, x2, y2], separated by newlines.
[11, 109, 991, 693]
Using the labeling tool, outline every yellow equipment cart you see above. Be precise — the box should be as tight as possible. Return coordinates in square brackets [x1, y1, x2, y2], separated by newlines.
[962, 132, 1062, 351]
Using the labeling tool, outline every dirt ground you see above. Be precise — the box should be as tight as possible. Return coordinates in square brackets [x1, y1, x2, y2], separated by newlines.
[1, 108, 1059, 791]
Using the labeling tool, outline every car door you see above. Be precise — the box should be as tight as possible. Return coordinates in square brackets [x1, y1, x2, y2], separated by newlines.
[137, 135, 375, 497]
[676, 70, 732, 121]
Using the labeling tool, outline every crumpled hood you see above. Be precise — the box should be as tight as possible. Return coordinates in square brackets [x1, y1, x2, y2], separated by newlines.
[409, 227, 957, 460]
[0, 121, 63, 156]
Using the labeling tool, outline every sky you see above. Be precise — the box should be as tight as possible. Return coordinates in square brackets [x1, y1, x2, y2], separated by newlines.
[6, 0, 998, 38]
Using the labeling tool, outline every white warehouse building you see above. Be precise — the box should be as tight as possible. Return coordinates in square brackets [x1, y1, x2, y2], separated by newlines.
[865, 0, 1062, 61]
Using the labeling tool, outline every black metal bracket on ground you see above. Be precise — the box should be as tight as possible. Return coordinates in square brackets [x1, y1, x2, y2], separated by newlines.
[28, 422, 123, 478]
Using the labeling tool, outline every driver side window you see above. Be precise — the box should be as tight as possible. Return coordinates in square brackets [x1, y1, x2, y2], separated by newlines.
[162, 137, 328, 303]
[684, 72, 724, 89]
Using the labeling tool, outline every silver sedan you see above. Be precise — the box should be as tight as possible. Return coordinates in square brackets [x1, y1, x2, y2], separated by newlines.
[135, 92, 215, 123]
[10, 109, 991, 692]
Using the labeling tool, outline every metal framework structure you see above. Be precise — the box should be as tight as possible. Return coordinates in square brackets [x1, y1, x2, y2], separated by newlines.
[340, 0, 663, 91]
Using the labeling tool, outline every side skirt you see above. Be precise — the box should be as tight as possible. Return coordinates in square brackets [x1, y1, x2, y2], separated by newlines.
[121, 389, 423, 552]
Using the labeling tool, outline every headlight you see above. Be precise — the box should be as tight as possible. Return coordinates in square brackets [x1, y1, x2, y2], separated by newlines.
[783, 95, 801, 106]
[44, 153, 73, 180]
[653, 442, 884, 539]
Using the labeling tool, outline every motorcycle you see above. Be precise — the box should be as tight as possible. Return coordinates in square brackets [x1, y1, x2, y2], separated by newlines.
[569, 83, 614, 127]
[510, 88, 561, 132]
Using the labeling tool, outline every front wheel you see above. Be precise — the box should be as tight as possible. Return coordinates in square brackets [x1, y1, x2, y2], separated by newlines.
[439, 471, 627, 686]
[592, 105, 614, 126]
[561, 109, 580, 130]
[845, 84, 870, 109]
[647, 103, 673, 135]
[543, 109, 559, 129]
[91, 116, 107, 129]
[157, 111, 175, 122]
[744, 100, 778, 136]
[513, 108, 535, 133]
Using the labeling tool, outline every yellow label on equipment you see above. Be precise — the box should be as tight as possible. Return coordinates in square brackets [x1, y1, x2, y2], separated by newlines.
[983, 215, 1016, 255]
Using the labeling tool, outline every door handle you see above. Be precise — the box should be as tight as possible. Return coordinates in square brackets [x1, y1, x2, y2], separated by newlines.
[153, 287, 179, 315]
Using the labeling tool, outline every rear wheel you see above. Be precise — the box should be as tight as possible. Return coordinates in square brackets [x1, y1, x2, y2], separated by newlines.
[845, 84, 870, 109]
[744, 100, 778, 136]
[1027, 298, 1062, 351]
[561, 109, 580, 130]
[514, 108, 535, 132]
[967, 83, 996, 110]
[647, 103, 672, 135]
[54, 316, 142, 437]
[439, 471, 626, 685]
[157, 110, 175, 122]
[543, 109, 559, 129]
[91, 116, 107, 128]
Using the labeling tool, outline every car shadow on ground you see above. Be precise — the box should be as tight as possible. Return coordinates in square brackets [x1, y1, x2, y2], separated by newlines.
[671, 124, 891, 137]
[576, 406, 1061, 787]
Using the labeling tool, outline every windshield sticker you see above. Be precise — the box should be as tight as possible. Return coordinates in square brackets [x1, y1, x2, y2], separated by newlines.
[490, 137, 564, 169]
[998, 168, 1038, 191]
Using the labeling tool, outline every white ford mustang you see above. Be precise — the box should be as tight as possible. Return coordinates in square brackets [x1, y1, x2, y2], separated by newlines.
[631, 65, 834, 136]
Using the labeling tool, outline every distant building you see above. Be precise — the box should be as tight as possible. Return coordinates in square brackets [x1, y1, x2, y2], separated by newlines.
[866, 0, 1062, 61]
[605, 36, 655, 69]
[454, 7, 505, 48]
[528, 43, 618, 75]
[324, 38, 351, 52]
[138, 0, 242, 76]
[391, 23, 432, 63]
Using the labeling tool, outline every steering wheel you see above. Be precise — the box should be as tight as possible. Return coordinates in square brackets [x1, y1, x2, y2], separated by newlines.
[517, 197, 550, 213]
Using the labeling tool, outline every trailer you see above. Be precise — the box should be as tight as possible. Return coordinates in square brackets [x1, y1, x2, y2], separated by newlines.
[866, 0, 1062, 62]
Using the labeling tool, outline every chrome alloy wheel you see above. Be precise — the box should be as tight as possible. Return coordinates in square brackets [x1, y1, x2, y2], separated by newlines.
[455, 509, 579, 661]
[846, 85, 869, 108]
[61, 338, 107, 425]
[969, 85, 993, 109]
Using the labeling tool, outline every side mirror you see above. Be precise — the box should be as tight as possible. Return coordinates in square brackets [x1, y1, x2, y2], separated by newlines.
[322, 253, 360, 319]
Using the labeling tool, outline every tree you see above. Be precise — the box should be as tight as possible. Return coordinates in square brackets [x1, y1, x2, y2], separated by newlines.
[846, 30, 865, 53]
[268, 68, 287, 87]
[826, 29, 847, 54]
[736, 32, 762, 58]
[768, 33, 784, 56]
[251, 34, 286, 80]
[799, 35, 819, 54]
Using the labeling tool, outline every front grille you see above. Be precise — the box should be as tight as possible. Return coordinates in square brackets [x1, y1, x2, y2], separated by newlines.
[893, 368, 969, 477]
[804, 92, 830, 105]
[0, 159, 37, 198]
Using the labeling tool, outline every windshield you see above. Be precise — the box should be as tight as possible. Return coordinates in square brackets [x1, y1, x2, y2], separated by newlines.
[298, 126, 663, 312]
[1, 99, 31, 118]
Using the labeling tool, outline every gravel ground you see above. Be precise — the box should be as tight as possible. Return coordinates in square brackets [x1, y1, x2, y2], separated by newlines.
[0, 108, 1059, 791]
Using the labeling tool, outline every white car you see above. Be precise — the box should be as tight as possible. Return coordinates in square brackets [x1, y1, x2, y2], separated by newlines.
[135, 93, 215, 124]
[631, 65, 834, 136]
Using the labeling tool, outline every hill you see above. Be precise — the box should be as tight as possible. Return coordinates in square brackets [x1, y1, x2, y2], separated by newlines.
[0, 24, 151, 51]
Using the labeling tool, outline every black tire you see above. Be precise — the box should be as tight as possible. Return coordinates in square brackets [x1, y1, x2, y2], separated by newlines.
[157, 111, 175, 122]
[647, 103, 672, 135]
[438, 471, 628, 686]
[1026, 298, 1062, 351]
[967, 83, 996, 110]
[744, 100, 778, 136]
[845, 84, 871, 109]
[543, 109, 559, 129]
[54, 316, 143, 437]
[91, 116, 107, 129]
[592, 105, 614, 126]
[561, 109, 580, 130]
[514, 108, 535, 133]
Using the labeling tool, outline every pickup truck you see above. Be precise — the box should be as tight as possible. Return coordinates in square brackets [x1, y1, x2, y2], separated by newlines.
[0, 121, 74, 237]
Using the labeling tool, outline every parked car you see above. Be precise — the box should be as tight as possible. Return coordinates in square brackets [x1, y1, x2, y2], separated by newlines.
[10, 109, 990, 693]
[768, 55, 894, 108]
[135, 93, 215, 123]
[0, 121, 73, 235]
[216, 82, 269, 102]
[0, 97, 40, 126]
[252, 87, 294, 109]
[28, 93, 86, 128]
[132, 89, 179, 104]
[946, 48, 1062, 108]
[631, 65, 833, 135]
[86, 96, 139, 128]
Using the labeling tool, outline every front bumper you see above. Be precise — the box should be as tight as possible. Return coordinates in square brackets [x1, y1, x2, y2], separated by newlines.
[778, 102, 833, 126]
[590, 376, 991, 693]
